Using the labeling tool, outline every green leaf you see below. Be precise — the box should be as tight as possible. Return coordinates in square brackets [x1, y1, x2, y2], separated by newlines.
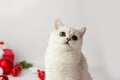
[19, 60, 33, 69]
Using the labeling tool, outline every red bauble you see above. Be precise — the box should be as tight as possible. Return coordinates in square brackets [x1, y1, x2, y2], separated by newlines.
[0, 75, 9, 80]
[11, 67, 20, 77]
[2, 49, 14, 63]
[37, 70, 45, 80]
[15, 64, 22, 69]
[0, 58, 13, 75]
[15, 64, 22, 74]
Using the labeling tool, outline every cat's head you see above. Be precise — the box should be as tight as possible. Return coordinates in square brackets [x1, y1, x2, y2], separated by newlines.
[49, 19, 86, 50]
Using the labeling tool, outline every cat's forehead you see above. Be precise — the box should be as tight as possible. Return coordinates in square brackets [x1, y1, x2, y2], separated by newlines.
[58, 26, 76, 33]
[57, 26, 80, 37]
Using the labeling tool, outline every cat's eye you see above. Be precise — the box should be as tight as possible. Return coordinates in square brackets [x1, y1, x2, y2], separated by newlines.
[59, 32, 66, 37]
[72, 35, 78, 41]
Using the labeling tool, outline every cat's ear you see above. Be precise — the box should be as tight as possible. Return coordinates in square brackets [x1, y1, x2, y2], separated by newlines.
[79, 27, 86, 38]
[54, 18, 64, 30]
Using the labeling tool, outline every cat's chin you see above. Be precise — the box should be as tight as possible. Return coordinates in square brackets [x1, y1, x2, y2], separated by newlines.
[62, 43, 72, 48]
[54, 42, 72, 48]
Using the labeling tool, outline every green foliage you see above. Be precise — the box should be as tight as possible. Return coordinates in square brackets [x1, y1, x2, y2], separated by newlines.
[20, 60, 33, 69]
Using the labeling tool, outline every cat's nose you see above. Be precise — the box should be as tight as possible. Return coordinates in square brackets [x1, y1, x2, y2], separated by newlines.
[66, 38, 71, 41]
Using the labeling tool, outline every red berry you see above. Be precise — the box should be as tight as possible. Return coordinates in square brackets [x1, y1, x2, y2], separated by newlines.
[11, 67, 19, 77]
[0, 42, 4, 45]
[0, 75, 9, 80]
[37, 69, 45, 80]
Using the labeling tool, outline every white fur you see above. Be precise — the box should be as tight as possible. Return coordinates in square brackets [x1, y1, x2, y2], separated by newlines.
[45, 19, 92, 80]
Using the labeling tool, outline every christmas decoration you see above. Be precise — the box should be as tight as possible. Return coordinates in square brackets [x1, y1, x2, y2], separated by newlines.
[0, 41, 14, 62]
[37, 69, 45, 80]
[0, 41, 15, 75]
[11, 67, 20, 77]
[11, 63, 23, 77]
[0, 41, 34, 78]
[15, 64, 22, 74]
[29, 67, 45, 80]
[0, 75, 9, 80]
[0, 42, 4, 45]
[20, 60, 33, 69]
[2, 49, 14, 63]
[10, 61, 32, 77]
[0, 58, 13, 75]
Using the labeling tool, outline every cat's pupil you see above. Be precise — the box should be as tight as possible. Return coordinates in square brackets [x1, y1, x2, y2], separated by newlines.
[72, 35, 78, 41]
[59, 32, 66, 37]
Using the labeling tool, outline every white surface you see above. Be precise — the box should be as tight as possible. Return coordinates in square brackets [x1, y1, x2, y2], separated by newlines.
[8, 69, 39, 80]
[8, 68, 115, 80]
[0, 0, 120, 79]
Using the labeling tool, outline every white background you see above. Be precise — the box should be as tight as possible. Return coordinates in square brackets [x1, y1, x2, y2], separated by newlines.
[0, 0, 120, 79]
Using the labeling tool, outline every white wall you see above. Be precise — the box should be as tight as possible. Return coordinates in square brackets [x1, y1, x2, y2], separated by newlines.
[0, 0, 120, 79]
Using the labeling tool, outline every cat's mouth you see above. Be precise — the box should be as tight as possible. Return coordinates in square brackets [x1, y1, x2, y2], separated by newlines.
[65, 41, 69, 44]
[64, 41, 70, 46]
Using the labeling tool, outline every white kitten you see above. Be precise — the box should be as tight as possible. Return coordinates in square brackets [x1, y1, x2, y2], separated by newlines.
[45, 19, 92, 80]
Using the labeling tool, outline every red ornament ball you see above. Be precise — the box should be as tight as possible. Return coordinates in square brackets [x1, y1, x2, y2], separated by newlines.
[2, 49, 15, 63]
[0, 58, 13, 75]
[0, 75, 9, 80]
[11, 63, 23, 77]
[15, 64, 22, 73]
[11, 67, 20, 77]
[15, 64, 22, 68]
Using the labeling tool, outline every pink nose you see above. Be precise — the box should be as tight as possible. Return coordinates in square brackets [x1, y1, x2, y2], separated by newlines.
[66, 38, 71, 41]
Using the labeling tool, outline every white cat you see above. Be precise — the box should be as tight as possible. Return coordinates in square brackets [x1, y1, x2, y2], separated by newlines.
[45, 19, 92, 80]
